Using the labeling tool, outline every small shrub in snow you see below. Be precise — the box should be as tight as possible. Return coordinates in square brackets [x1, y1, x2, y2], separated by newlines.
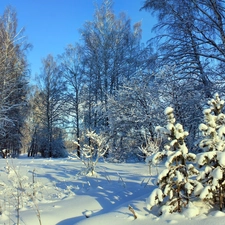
[140, 132, 161, 174]
[79, 130, 109, 176]
[197, 93, 225, 210]
[147, 107, 199, 214]
[0, 161, 43, 225]
[140, 135, 161, 161]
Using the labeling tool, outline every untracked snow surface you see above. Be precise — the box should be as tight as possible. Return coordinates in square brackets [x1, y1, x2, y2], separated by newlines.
[0, 156, 224, 225]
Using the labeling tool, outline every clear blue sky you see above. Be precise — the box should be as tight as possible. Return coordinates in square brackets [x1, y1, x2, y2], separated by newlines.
[0, 0, 155, 80]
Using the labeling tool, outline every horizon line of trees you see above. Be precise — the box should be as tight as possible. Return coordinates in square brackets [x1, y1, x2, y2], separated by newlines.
[2, 0, 225, 159]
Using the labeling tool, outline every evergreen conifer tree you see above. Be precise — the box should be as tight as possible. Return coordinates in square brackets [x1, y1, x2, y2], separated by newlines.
[197, 93, 225, 211]
[147, 107, 198, 214]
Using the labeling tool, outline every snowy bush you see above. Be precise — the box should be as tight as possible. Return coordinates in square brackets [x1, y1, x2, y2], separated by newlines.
[147, 107, 199, 214]
[0, 161, 43, 225]
[197, 93, 225, 210]
[51, 135, 68, 158]
[140, 131, 161, 173]
[79, 130, 109, 176]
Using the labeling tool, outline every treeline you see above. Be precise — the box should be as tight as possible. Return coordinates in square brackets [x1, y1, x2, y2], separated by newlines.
[0, 7, 30, 157]
[25, 0, 154, 159]
[2, 0, 225, 158]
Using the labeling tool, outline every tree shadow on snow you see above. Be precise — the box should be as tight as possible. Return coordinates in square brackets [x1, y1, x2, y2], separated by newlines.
[55, 172, 155, 224]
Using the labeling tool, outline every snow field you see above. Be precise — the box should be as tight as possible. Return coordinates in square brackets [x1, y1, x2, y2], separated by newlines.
[0, 156, 224, 225]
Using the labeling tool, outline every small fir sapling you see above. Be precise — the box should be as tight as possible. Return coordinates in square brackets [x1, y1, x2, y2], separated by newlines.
[146, 107, 198, 214]
[197, 93, 225, 211]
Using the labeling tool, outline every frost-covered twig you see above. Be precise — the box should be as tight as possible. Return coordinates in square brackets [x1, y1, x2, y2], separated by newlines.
[128, 205, 137, 219]
[144, 177, 151, 188]
[102, 170, 111, 183]
[117, 173, 126, 188]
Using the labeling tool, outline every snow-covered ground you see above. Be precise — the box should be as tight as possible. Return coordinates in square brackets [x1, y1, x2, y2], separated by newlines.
[0, 156, 225, 225]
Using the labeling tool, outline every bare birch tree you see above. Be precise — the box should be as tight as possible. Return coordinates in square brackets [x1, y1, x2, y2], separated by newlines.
[33, 55, 67, 158]
[80, 0, 149, 132]
[59, 44, 85, 157]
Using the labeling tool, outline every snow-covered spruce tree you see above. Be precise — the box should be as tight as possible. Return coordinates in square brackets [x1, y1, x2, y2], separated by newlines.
[146, 107, 198, 214]
[197, 93, 225, 211]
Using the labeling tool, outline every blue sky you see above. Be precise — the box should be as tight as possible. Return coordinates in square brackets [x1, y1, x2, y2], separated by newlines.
[0, 0, 155, 80]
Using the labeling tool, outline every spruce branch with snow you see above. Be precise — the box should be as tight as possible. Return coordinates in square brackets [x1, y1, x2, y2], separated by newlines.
[197, 93, 225, 211]
[147, 107, 198, 214]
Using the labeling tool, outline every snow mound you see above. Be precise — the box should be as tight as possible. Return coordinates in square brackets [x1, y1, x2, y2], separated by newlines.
[183, 203, 199, 218]
[209, 211, 225, 217]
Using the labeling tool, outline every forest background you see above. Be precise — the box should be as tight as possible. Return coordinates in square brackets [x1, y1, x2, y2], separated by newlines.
[0, 0, 224, 160]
